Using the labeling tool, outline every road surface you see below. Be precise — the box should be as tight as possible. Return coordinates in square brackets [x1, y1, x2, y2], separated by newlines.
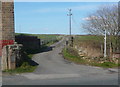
[2, 38, 119, 85]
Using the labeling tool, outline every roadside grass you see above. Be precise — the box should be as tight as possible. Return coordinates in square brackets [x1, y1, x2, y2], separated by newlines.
[3, 52, 38, 74]
[3, 62, 37, 74]
[91, 62, 118, 68]
[46, 39, 59, 46]
[62, 47, 119, 68]
[62, 47, 89, 65]
[28, 54, 34, 59]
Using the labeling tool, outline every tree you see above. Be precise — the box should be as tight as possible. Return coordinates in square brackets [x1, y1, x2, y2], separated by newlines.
[82, 5, 120, 60]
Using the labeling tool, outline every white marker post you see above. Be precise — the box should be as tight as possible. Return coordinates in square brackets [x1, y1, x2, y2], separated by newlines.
[104, 29, 107, 57]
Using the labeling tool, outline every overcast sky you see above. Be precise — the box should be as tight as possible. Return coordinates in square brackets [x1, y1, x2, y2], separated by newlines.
[14, 2, 118, 35]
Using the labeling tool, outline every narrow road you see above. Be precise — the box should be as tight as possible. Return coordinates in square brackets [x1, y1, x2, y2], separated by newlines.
[3, 38, 118, 85]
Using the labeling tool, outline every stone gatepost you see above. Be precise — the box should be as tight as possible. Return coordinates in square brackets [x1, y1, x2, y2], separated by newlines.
[1, 43, 22, 71]
[0, 0, 23, 71]
[0, 0, 15, 56]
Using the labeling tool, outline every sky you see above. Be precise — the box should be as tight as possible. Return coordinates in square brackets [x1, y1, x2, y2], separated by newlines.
[14, 2, 118, 35]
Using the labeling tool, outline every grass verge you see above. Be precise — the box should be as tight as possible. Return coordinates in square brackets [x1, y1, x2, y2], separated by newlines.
[62, 47, 119, 68]
[3, 62, 37, 74]
[3, 53, 38, 74]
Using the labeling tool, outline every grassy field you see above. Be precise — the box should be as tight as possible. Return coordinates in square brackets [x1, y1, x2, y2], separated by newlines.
[75, 35, 103, 41]
[74, 35, 104, 45]
[74, 35, 119, 51]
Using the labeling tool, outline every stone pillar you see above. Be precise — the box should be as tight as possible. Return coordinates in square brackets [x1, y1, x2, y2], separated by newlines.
[1, 46, 8, 70]
[0, 0, 15, 56]
[0, 1, 2, 57]
[1, 44, 22, 70]
[0, 0, 20, 71]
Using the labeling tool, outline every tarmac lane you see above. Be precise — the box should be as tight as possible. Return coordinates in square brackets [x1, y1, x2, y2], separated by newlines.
[2, 38, 119, 85]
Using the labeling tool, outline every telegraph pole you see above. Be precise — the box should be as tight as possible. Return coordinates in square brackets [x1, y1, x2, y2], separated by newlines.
[67, 9, 72, 36]
[104, 29, 107, 57]
[67, 9, 73, 47]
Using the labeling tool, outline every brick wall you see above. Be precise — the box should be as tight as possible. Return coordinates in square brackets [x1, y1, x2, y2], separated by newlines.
[0, 1, 15, 56]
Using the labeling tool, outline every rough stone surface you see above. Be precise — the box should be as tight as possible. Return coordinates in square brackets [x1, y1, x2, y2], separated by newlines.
[1, 44, 22, 70]
[0, 1, 2, 56]
[0, 1, 15, 56]
[0, 1, 22, 71]
[1, 2, 14, 40]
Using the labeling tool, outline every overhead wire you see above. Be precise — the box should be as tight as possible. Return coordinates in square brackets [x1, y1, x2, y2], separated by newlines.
[72, 14, 80, 30]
